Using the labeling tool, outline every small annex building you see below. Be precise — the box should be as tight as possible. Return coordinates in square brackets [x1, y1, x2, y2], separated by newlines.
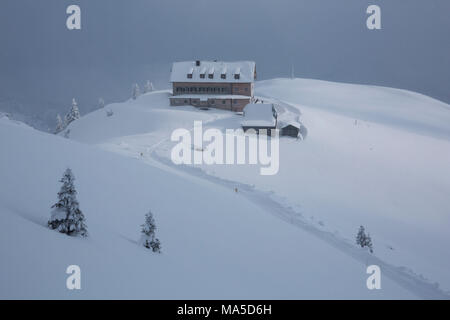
[280, 121, 301, 138]
[241, 103, 277, 134]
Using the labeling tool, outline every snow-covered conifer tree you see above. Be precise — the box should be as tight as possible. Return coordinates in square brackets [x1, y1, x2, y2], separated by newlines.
[140, 211, 161, 253]
[356, 226, 366, 248]
[48, 168, 87, 237]
[55, 114, 64, 134]
[132, 83, 140, 100]
[143, 80, 154, 93]
[65, 98, 81, 125]
[356, 225, 373, 253]
[98, 97, 105, 109]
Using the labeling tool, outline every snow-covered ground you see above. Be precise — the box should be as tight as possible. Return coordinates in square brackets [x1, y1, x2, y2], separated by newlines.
[1, 78, 449, 299]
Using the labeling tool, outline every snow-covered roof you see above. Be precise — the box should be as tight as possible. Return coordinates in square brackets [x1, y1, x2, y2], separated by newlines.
[241, 103, 277, 127]
[278, 120, 301, 129]
[170, 61, 256, 83]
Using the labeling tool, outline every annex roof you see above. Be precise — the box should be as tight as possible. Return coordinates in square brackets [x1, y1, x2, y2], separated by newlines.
[241, 103, 277, 127]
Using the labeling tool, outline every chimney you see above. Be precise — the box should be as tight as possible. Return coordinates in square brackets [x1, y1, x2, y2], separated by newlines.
[196, 60, 201, 66]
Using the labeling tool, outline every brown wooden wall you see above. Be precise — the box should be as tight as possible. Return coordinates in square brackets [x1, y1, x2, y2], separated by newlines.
[172, 82, 253, 97]
[170, 97, 250, 112]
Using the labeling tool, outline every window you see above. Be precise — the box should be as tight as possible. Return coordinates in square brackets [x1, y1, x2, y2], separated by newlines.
[221, 74, 226, 79]
[208, 74, 213, 79]
[184, 100, 188, 104]
[234, 74, 240, 80]
[200, 74, 205, 79]
[222, 100, 226, 104]
[210, 100, 215, 104]
[245, 87, 248, 91]
[187, 74, 193, 79]
[234, 100, 238, 104]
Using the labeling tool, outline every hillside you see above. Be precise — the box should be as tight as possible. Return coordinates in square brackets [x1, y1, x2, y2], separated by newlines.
[1, 78, 450, 299]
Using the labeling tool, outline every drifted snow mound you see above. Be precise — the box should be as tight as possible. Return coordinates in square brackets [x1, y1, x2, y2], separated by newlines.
[257, 78, 450, 140]
[64, 91, 224, 144]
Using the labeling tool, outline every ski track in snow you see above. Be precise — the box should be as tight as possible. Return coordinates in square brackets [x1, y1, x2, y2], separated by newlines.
[102, 97, 450, 300]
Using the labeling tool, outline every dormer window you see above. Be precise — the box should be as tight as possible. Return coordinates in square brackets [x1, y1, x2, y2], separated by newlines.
[234, 67, 241, 80]
[221, 67, 227, 79]
[199, 67, 206, 79]
[208, 67, 214, 79]
[187, 67, 193, 79]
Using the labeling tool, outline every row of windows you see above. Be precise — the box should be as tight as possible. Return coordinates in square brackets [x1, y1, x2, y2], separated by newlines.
[176, 87, 228, 93]
[175, 87, 249, 93]
[187, 73, 240, 80]
[173, 99, 240, 105]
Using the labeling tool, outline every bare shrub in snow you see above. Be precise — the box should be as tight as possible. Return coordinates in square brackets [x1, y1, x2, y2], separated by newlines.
[55, 114, 65, 134]
[63, 129, 71, 139]
[140, 211, 161, 253]
[132, 83, 140, 100]
[143, 80, 154, 94]
[106, 109, 114, 117]
[356, 225, 373, 253]
[48, 168, 87, 237]
[98, 97, 105, 109]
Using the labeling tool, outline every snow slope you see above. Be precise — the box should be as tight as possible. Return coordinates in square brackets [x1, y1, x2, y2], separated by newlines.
[256, 78, 450, 140]
[67, 86, 450, 298]
[172, 80, 450, 293]
[1, 78, 450, 299]
[0, 113, 419, 299]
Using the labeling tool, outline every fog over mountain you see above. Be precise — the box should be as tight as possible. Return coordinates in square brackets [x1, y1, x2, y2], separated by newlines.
[0, 0, 449, 131]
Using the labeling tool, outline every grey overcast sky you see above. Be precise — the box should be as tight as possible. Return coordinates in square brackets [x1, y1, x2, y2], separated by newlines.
[0, 0, 449, 130]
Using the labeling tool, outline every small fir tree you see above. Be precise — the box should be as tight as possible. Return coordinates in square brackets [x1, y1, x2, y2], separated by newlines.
[48, 168, 87, 237]
[356, 225, 374, 253]
[65, 98, 80, 125]
[140, 211, 161, 253]
[356, 226, 366, 248]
